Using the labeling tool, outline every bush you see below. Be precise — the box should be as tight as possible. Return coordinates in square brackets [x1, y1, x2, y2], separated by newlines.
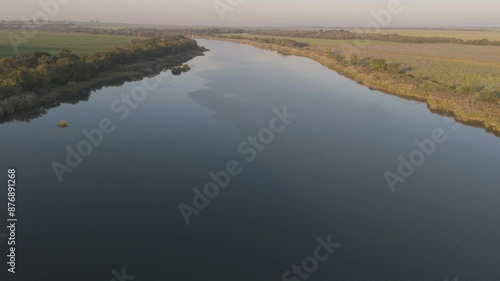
[347, 54, 358, 65]
[371, 59, 387, 71]
[458, 84, 477, 95]
[478, 90, 499, 103]
[57, 120, 69, 128]
[171, 67, 183, 75]
[330, 52, 344, 62]
[386, 63, 400, 74]
[182, 64, 191, 72]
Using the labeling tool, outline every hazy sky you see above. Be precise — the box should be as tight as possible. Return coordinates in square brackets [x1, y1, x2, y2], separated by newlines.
[0, 0, 498, 27]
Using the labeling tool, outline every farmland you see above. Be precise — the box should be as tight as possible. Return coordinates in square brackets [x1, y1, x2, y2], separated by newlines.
[218, 31, 500, 134]
[290, 27, 500, 41]
[351, 28, 500, 41]
[0, 31, 137, 57]
[229, 33, 500, 93]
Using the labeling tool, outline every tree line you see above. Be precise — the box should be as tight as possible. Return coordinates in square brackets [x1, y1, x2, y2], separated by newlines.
[0, 35, 201, 99]
[221, 35, 309, 48]
[0, 21, 243, 38]
[2, 21, 499, 46]
[242, 29, 500, 46]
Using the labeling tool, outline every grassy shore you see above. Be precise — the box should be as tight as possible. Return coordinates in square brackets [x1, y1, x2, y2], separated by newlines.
[213, 36, 500, 136]
[231, 33, 500, 93]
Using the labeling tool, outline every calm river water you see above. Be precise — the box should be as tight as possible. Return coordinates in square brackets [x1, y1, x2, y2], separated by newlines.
[1, 39, 499, 281]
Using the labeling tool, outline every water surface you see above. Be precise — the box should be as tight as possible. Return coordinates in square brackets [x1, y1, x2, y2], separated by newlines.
[1, 39, 499, 281]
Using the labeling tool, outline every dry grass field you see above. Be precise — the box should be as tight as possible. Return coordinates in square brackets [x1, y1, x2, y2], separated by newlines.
[351, 28, 500, 41]
[232, 33, 500, 93]
[219, 31, 500, 134]
[338, 43, 500, 93]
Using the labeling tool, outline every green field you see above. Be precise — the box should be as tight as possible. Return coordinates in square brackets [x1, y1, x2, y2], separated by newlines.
[0, 31, 137, 57]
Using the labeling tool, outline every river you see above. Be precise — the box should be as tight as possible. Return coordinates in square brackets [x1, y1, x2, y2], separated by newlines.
[1, 39, 499, 281]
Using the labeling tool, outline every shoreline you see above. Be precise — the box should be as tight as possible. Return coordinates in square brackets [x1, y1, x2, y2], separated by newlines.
[0, 48, 206, 119]
[205, 37, 500, 137]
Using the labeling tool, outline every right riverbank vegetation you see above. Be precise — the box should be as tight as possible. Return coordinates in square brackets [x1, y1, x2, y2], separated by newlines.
[212, 31, 499, 135]
[0, 23, 499, 135]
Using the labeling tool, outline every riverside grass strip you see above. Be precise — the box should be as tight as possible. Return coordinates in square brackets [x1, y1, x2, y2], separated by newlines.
[212, 36, 500, 136]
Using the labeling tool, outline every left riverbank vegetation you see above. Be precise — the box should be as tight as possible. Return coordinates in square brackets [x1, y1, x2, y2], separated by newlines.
[0, 34, 205, 117]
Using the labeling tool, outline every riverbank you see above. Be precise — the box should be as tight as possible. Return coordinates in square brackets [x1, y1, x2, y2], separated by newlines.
[37, 48, 205, 102]
[207, 37, 500, 136]
[0, 47, 206, 118]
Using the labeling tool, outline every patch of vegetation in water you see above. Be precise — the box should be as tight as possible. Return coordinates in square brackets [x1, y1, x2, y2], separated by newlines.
[57, 120, 69, 128]
[172, 64, 191, 75]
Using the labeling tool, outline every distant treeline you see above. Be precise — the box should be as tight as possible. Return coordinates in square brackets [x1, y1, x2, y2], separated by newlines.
[221, 35, 309, 48]
[243, 29, 500, 46]
[3, 22, 499, 46]
[0, 35, 202, 114]
[76, 27, 244, 37]
[0, 21, 243, 38]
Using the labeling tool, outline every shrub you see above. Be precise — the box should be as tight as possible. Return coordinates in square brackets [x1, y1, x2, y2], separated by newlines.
[478, 90, 499, 103]
[347, 54, 358, 65]
[171, 67, 183, 75]
[330, 52, 344, 62]
[458, 84, 477, 95]
[371, 59, 387, 71]
[386, 63, 400, 74]
[57, 120, 69, 128]
[182, 64, 191, 72]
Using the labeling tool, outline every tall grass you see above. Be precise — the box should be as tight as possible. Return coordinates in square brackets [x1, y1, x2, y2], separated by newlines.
[213, 37, 500, 135]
